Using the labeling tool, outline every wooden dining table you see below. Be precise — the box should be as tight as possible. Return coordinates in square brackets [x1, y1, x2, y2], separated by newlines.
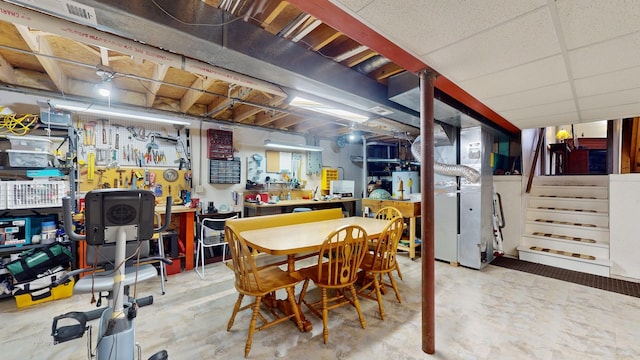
[239, 216, 391, 331]
[240, 216, 391, 272]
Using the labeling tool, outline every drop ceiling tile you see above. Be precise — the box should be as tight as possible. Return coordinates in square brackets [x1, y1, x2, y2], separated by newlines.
[344, 0, 546, 56]
[459, 55, 568, 99]
[332, 0, 374, 12]
[568, 32, 640, 78]
[555, 0, 640, 50]
[482, 82, 573, 112]
[426, 8, 560, 82]
[500, 99, 576, 123]
[509, 112, 580, 130]
[574, 66, 640, 98]
[578, 88, 640, 111]
[581, 103, 640, 122]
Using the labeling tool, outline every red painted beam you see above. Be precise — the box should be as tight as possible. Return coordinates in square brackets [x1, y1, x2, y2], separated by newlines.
[287, 0, 520, 135]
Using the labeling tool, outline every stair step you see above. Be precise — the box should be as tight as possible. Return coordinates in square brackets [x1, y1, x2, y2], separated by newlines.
[533, 218, 599, 228]
[529, 246, 595, 260]
[530, 231, 597, 244]
[528, 196, 609, 213]
[522, 233, 609, 259]
[525, 221, 609, 242]
[534, 206, 601, 214]
[531, 185, 608, 199]
[517, 245, 610, 277]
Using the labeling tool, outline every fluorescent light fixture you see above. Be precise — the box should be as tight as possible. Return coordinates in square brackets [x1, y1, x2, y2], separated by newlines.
[48, 99, 191, 126]
[264, 139, 322, 152]
[289, 96, 369, 123]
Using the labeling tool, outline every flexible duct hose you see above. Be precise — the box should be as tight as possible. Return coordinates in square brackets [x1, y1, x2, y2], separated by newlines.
[434, 162, 480, 183]
[411, 136, 481, 183]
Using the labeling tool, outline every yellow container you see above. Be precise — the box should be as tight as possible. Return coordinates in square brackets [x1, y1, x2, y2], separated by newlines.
[321, 168, 338, 190]
[15, 277, 74, 308]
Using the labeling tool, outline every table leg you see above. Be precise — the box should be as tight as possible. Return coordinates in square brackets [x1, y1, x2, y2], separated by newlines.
[265, 254, 313, 332]
[409, 216, 416, 259]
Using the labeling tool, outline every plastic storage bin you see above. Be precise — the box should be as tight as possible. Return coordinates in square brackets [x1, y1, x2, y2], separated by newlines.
[6, 181, 66, 209]
[6, 135, 52, 152]
[4, 150, 50, 168]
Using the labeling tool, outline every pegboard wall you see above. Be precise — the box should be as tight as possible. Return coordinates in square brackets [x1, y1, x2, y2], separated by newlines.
[74, 114, 189, 168]
[74, 114, 191, 198]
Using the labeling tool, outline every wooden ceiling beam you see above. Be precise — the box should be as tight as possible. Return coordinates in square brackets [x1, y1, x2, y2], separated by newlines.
[14, 24, 68, 93]
[263, 1, 289, 25]
[0, 53, 17, 84]
[146, 63, 168, 107]
[180, 76, 218, 113]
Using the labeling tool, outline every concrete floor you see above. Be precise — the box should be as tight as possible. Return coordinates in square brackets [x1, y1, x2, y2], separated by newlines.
[2, 255, 640, 360]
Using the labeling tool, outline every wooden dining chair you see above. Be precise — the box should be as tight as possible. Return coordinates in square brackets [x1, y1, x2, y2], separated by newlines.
[358, 216, 404, 320]
[298, 224, 369, 344]
[373, 206, 404, 280]
[225, 226, 304, 358]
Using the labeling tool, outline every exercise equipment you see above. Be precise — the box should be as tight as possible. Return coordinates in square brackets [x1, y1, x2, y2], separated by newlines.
[51, 189, 172, 360]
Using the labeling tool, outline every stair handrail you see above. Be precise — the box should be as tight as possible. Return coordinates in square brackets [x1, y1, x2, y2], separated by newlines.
[526, 127, 545, 194]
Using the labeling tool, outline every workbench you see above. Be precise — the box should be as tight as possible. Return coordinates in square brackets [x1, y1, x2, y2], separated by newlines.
[243, 198, 357, 217]
[361, 198, 421, 259]
[155, 205, 196, 272]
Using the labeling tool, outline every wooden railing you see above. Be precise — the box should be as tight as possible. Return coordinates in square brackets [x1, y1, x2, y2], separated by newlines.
[526, 128, 545, 194]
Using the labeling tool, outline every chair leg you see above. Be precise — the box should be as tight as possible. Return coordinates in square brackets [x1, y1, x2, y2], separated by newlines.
[297, 278, 310, 305]
[349, 284, 366, 330]
[321, 288, 329, 344]
[372, 274, 385, 320]
[387, 272, 402, 303]
[396, 263, 403, 280]
[195, 241, 205, 279]
[285, 286, 304, 332]
[227, 293, 244, 331]
[221, 243, 226, 263]
[245, 296, 262, 358]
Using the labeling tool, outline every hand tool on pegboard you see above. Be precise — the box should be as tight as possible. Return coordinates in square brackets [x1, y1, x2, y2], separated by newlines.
[87, 152, 95, 182]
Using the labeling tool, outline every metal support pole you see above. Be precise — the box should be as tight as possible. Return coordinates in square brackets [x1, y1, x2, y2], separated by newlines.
[420, 70, 436, 355]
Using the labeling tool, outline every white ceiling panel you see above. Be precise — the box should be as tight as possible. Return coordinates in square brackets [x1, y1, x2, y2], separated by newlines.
[500, 99, 576, 122]
[344, 0, 546, 56]
[427, 8, 559, 82]
[578, 88, 640, 111]
[459, 55, 568, 100]
[510, 112, 580, 129]
[482, 82, 573, 112]
[581, 103, 640, 123]
[574, 66, 640, 98]
[568, 32, 640, 79]
[555, 0, 640, 50]
[330, 0, 640, 130]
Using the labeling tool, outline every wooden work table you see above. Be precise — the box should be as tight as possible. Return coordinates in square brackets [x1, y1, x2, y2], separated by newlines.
[243, 198, 358, 217]
[361, 198, 421, 259]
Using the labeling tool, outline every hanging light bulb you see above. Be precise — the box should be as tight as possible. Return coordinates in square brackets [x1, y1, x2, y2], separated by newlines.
[95, 79, 112, 97]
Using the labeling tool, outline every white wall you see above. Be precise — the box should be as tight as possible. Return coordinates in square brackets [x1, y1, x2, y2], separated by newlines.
[609, 174, 640, 280]
[190, 122, 363, 213]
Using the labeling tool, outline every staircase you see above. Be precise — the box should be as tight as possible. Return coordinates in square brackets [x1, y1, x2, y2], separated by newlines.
[517, 175, 610, 276]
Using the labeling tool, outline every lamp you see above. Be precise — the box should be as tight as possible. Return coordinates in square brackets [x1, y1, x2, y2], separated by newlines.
[95, 67, 115, 98]
[47, 99, 192, 126]
[556, 129, 570, 141]
[264, 139, 322, 152]
[289, 96, 369, 123]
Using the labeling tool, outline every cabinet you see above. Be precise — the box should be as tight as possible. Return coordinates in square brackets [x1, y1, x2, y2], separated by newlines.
[361, 198, 421, 259]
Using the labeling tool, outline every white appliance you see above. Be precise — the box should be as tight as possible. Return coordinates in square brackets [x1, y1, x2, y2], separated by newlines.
[330, 180, 355, 197]
[392, 171, 419, 199]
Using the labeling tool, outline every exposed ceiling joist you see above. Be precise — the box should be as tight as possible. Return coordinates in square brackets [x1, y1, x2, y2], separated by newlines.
[14, 24, 68, 93]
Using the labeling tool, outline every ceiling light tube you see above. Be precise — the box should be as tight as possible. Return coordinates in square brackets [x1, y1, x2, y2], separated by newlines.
[289, 96, 369, 123]
[264, 139, 322, 152]
[48, 99, 191, 126]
